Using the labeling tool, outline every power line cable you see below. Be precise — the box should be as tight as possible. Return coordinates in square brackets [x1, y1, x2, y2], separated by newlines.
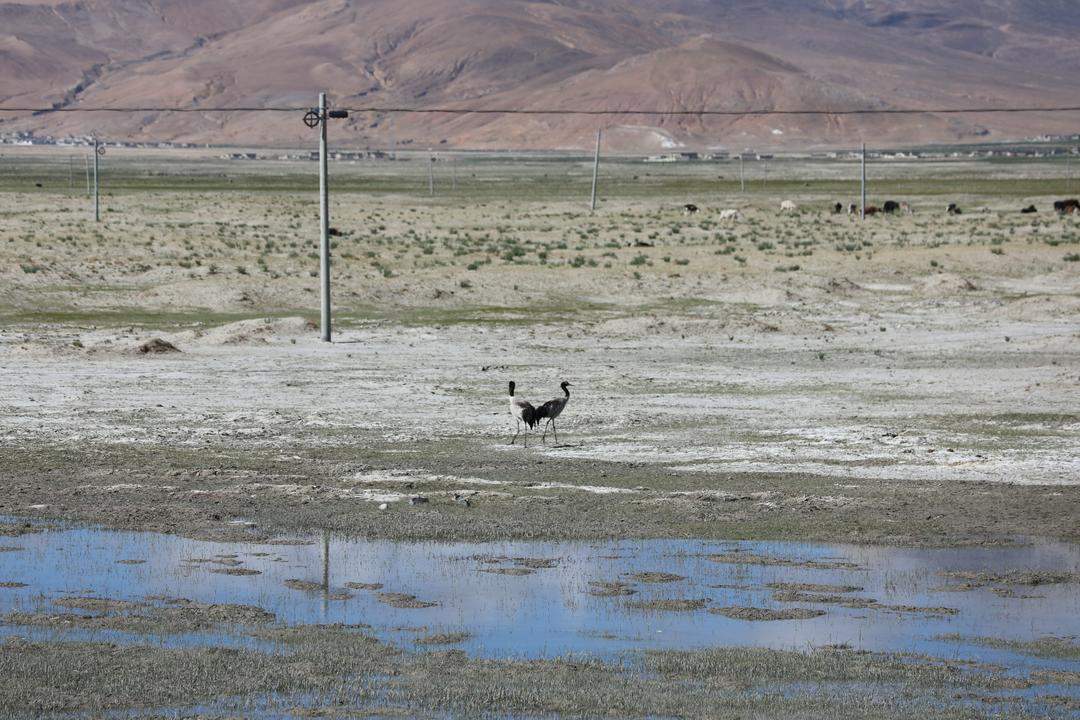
[3, 105, 1080, 116]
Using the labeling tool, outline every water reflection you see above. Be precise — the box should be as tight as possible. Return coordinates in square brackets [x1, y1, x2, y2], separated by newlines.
[0, 524, 1077, 677]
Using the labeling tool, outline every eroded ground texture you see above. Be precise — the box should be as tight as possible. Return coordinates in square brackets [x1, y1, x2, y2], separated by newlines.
[0, 152, 1078, 718]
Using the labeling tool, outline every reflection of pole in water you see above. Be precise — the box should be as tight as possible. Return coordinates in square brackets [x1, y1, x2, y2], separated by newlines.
[322, 529, 330, 615]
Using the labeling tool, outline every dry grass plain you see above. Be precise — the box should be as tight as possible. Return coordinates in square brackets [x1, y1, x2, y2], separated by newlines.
[1, 148, 1076, 544]
[0, 147, 1078, 718]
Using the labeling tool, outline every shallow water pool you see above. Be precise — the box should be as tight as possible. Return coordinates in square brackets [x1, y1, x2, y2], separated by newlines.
[1, 521, 1077, 679]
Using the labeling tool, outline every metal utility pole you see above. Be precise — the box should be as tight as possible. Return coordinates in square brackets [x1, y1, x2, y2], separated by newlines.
[93, 139, 100, 222]
[589, 128, 602, 212]
[318, 93, 331, 342]
[860, 142, 867, 221]
[428, 151, 435, 196]
[305, 92, 349, 343]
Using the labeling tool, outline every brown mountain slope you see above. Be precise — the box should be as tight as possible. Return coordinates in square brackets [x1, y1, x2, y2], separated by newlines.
[2, 0, 1079, 149]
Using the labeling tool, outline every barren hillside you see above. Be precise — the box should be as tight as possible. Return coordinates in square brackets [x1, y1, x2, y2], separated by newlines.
[2, 0, 1079, 149]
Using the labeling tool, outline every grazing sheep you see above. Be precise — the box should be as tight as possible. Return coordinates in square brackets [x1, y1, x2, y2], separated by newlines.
[718, 209, 741, 221]
[780, 200, 798, 213]
[947, 203, 962, 215]
[1021, 205, 1038, 214]
[684, 203, 699, 214]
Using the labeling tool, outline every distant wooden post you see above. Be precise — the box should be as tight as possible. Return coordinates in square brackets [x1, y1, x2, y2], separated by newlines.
[860, 142, 867, 221]
[739, 154, 745, 193]
[589, 128, 602, 212]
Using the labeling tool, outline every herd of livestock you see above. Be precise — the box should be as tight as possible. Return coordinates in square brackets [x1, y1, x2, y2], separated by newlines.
[683, 198, 1080, 217]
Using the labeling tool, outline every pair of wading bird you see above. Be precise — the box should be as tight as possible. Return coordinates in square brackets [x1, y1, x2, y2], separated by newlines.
[508, 380, 571, 447]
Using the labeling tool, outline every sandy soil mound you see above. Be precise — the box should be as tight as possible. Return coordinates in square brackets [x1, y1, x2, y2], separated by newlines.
[139, 338, 181, 354]
[919, 273, 978, 295]
[173, 317, 317, 346]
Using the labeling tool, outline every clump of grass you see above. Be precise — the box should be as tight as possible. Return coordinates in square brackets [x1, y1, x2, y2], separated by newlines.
[630, 572, 684, 584]
[935, 633, 1080, 660]
[376, 592, 437, 609]
[627, 598, 707, 612]
[588, 581, 636, 597]
[415, 631, 470, 646]
[709, 606, 826, 621]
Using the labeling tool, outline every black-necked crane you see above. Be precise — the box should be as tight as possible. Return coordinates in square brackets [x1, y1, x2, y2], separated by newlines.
[508, 381, 539, 447]
[538, 381, 572, 444]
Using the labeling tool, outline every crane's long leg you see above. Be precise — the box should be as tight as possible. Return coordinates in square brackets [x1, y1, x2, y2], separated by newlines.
[552, 420, 558, 445]
[523, 423, 529, 448]
[542, 418, 551, 442]
[510, 418, 520, 445]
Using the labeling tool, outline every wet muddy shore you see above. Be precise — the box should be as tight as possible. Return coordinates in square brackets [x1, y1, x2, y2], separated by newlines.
[1, 434, 1077, 546]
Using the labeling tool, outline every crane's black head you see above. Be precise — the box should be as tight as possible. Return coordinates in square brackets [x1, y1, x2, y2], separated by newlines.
[561, 381, 572, 393]
[509, 381, 516, 396]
